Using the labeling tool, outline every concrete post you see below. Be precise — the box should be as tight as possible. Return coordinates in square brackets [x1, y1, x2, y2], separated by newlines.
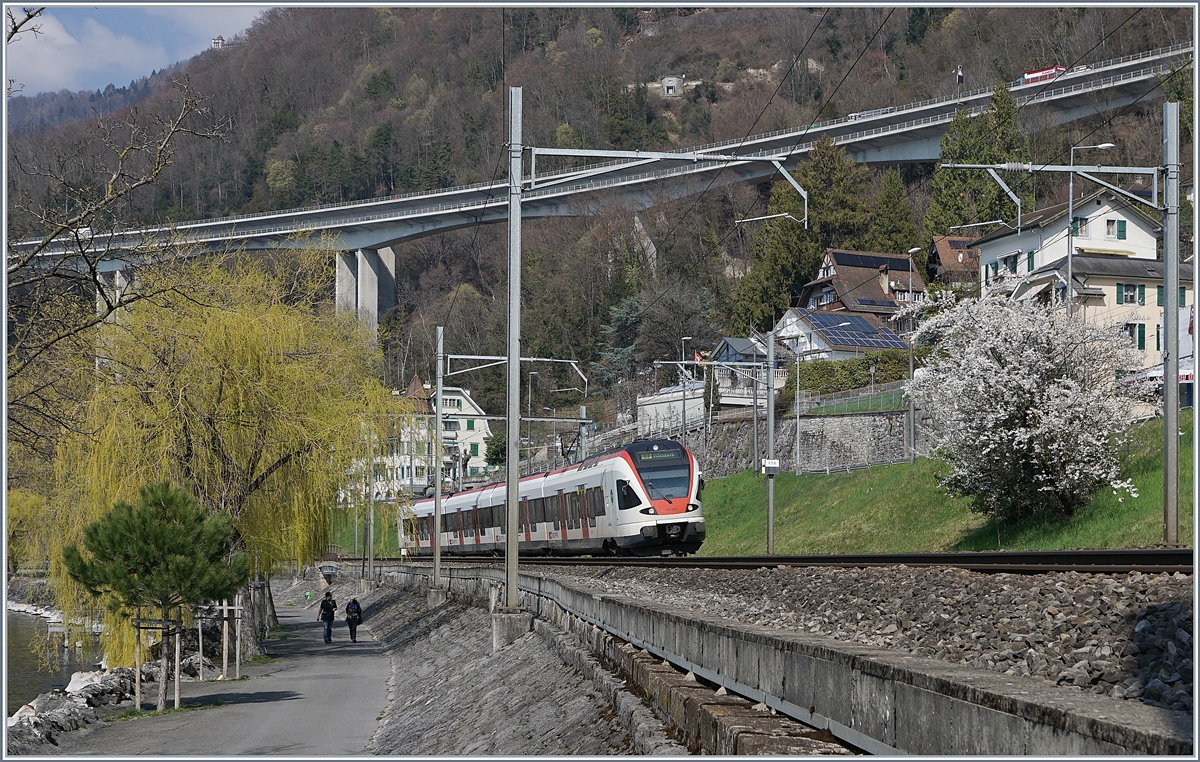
[357, 248, 380, 333]
[505, 87, 523, 609]
[1162, 101, 1180, 546]
[335, 253, 357, 314]
[766, 332, 775, 555]
[434, 326, 444, 589]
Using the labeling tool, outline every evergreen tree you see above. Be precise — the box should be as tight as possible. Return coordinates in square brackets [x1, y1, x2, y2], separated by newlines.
[63, 482, 249, 712]
[863, 167, 921, 263]
[484, 431, 506, 466]
[798, 135, 871, 252]
[924, 83, 1032, 236]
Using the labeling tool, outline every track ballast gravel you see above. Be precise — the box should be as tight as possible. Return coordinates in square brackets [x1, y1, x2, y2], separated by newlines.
[540, 564, 1194, 715]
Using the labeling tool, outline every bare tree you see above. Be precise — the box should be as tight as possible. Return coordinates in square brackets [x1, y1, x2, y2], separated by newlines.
[6, 79, 232, 484]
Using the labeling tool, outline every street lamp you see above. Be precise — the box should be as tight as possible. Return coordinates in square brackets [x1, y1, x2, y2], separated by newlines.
[680, 336, 693, 442]
[906, 245, 922, 463]
[543, 407, 556, 468]
[526, 371, 537, 473]
[1066, 143, 1115, 316]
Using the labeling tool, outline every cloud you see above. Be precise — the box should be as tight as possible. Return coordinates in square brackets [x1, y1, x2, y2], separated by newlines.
[5, 7, 266, 96]
[6, 13, 167, 95]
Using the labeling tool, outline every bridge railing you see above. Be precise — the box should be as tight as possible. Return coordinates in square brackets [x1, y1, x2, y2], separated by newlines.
[98, 57, 1187, 248]
[20, 44, 1192, 252]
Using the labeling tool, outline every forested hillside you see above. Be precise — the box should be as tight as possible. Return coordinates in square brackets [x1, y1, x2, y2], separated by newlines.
[7, 7, 1192, 418]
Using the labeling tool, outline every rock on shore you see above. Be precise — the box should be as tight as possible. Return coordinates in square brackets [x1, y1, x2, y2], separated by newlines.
[6, 669, 136, 755]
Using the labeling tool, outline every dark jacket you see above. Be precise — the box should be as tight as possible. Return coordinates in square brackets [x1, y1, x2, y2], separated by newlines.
[345, 601, 362, 623]
[319, 598, 337, 621]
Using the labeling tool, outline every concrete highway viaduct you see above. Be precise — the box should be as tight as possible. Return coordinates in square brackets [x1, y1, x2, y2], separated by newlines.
[15, 43, 1192, 333]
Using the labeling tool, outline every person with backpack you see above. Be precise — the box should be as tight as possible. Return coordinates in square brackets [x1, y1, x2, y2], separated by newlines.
[317, 591, 337, 644]
[345, 598, 363, 643]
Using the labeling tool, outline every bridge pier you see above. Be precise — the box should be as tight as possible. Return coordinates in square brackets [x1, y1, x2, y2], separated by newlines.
[335, 247, 396, 335]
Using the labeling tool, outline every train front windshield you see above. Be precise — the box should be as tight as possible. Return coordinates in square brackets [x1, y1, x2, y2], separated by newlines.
[632, 447, 691, 499]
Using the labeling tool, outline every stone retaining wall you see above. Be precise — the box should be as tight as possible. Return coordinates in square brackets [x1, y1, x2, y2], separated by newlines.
[665, 411, 928, 479]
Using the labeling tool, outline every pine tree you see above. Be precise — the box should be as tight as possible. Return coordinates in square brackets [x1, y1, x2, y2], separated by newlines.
[63, 482, 249, 712]
[798, 135, 871, 253]
[863, 168, 921, 262]
[924, 83, 1032, 236]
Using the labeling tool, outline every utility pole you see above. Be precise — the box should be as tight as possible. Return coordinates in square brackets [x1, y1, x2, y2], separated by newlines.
[433, 326, 444, 590]
[765, 331, 777, 554]
[1162, 101, 1180, 546]
[505, 87, 522, 608]
[367, 432, 375, 586]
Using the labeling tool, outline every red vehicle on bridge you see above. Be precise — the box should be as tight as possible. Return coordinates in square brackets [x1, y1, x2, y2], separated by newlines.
[1022, 65, 1067, 84]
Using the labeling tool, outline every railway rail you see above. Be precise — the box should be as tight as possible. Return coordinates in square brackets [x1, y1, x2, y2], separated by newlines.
[341, 548, 1193, 576]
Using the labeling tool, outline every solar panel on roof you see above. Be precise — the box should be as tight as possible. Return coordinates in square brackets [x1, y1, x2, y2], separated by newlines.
[831, 252, 912, 271]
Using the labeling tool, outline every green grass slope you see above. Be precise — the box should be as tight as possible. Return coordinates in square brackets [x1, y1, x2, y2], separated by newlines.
[698, 409, 1194, 555]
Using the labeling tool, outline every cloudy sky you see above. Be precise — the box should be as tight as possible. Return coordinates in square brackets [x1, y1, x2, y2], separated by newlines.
[6, 5, 267, 96]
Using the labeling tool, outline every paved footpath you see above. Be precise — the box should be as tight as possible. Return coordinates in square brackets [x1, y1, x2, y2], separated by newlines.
[57, 606, 389, 756]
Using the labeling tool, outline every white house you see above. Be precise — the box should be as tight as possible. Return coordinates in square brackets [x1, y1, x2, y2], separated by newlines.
[773, 308, 909, 362]
[974, 189, 1162, 282]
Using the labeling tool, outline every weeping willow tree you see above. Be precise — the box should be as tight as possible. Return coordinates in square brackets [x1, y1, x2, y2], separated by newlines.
[45, 246, 407, 664]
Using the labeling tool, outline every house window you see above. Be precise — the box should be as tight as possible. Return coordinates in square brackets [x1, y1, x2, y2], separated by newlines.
[1116, 283, 1142, 305]
[467, 419, 475, 431]
[1072, 217, 1089, 237]
[470, 443, 479, 457]
[1123, 323, 1145, 350]
[1105, 219, 1126, 239]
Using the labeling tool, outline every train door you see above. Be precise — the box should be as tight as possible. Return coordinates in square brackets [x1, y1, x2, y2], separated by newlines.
[556, 491, 568, 547]
[520, 497, 531, 542]
[578, 488, 590, 540]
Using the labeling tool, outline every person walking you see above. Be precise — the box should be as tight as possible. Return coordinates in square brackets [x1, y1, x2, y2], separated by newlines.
[345, 598, 363, 643]
[318, 591, 337, 644]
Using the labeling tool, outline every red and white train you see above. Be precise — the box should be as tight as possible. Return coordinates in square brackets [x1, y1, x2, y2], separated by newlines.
[408, 439, 706, 557]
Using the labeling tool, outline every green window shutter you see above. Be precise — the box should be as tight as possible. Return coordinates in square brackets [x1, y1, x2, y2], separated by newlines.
[1137, 323, 1145, 350]
[1116, 283, 1124, 304]
[1117, 220, 1127, 239]
[1181, 286, 1187, 306]
[470, 443, 478, 457]
[1157, 326, 1161, 351]
[1138, 284, 1145, 305]
[1158, 285, 1165, 306]
[1072, 217, 1080, 235]
[1026, 252, 1034, 272]
[467, 419, 474, 431]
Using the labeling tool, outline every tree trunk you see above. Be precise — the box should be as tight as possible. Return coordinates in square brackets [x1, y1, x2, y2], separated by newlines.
[157, 604, 168, 712]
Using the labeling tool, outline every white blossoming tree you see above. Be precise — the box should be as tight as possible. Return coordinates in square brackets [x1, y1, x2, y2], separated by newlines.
[905, 280, 1153, 521]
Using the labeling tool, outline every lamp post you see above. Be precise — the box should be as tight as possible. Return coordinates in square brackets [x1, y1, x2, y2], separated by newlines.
[680, 336, 692, 442]
[1066, 143, 1115, 316]
[543, 407, 556, 468]
[526, 371, 537, 474]
[906, 245, 921, 463]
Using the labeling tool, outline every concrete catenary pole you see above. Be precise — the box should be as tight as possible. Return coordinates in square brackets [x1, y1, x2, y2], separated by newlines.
[1162, 101, 1180, 546]
[505, 87, 523, 608]
[433, 326, 444, 589]
[766, 331, 775, 555]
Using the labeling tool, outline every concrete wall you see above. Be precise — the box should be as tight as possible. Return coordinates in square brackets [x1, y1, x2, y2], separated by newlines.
[382, 564, 1192, 756]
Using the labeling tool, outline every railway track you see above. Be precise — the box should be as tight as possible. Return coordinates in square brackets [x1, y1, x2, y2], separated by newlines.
[345, 548, 1193, 575]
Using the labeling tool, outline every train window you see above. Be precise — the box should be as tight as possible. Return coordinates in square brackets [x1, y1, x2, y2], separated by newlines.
[530, 497, 542, 524]
[616, 480, 642, 510]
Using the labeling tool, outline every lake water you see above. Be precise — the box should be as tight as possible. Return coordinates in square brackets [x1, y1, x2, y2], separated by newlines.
[6, 611, 103, 714]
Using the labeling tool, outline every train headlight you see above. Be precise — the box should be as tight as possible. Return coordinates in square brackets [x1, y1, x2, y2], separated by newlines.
[639, 507, 657, 515]
[685, 503, 699, 512]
